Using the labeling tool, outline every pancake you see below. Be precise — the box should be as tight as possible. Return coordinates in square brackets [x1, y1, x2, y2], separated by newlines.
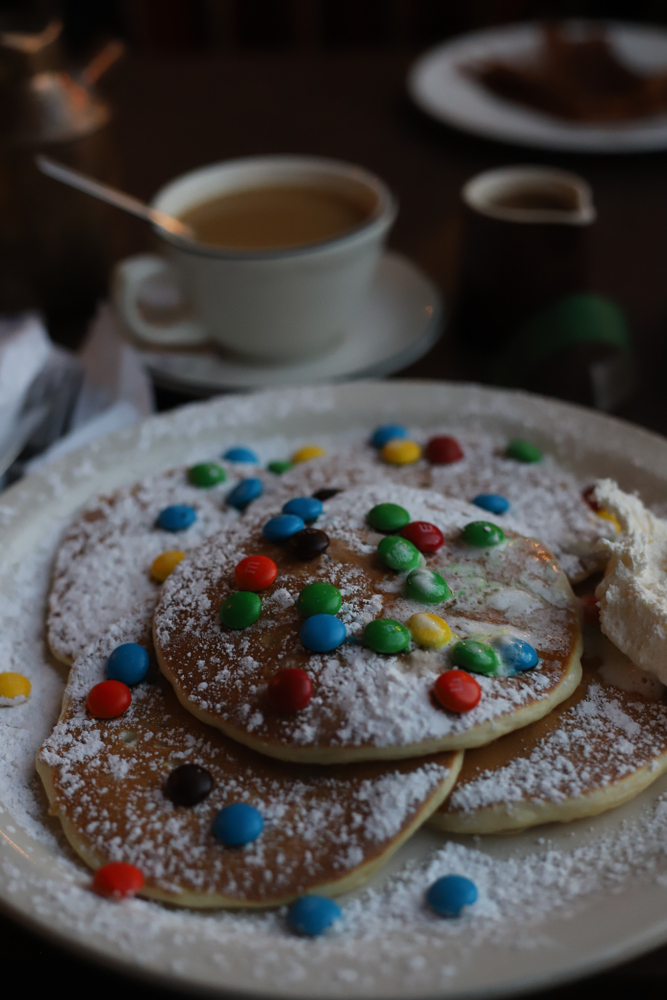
[37, 603, 462, 909]
[430, 633, 667, 835]
[47, 460, 276, 665]
[154, 484, 583, 764]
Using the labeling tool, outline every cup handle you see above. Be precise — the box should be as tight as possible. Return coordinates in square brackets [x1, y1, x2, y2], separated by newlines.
[112, 254, 210, 347]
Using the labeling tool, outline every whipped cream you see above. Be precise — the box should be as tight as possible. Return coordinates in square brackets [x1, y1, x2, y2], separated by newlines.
[595, 479, 667, 683]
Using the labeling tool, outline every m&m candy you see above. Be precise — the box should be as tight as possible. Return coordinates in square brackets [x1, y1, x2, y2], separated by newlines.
[377, 535, 421, 572]
[472, 494, 510, 515]
[452, 639, 499, 676]
[292, 445, 326, 464]
[226, 477, 263, 510]
[364, 618, 411, 655]
[188, 462, 226, 487]
[289, 528, 330, 560]
[262, 514, 305, 542]
[151, 550, 185, 581]
[224, 446, 259, 464]
[282, 496, 323, 523]
[288, 896, 342, 937]
[496, 636, 538, 673]
[213, 803, 264, 846]
[268, 459, 293, 474]
[86, 680, 131, 719]
[366, 503, 410, 533]
[582, 485, 600, 511]
[219, 591, 262, 629]
[157, 504, 197, 532]
[0, 672, 31, 703]
[462, 521, 505, 547]
[370, 424, 408, 449]
[580, 593, 600, 625]
[597, 509, 621, 532]
[234, 555, 277, 591]
[405, 568, 452, 605]
[300, 614, 346, 653]
[425, 436, 464, 465]
[92, 862, 145, 899]
[402, 521, 444, 552]
[506, 439, 542, 463]
[107, 643, 150, 686]
[427, 874, 478, 916]
[296, 581, 342, 617]
[381, 439, 421, 466]
[408, 613, 452, 649]
[434, 670, 481, 713]
[312, 487, 341, 502]
[165, 763, 213, 807]
[267, 668, 312, 712]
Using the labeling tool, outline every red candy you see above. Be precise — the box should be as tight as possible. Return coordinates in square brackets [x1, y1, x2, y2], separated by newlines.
[86, 680, 131, 719]
[92, 861, 145, 899]
[580, 593, 600, 625]
[402, 521, 444, 553]
[267, 668, 312, 712]
[426, 436, 464, 465]
[234, 555, 278, 591]
[582, 486, 600, 512]
[434, 670, 481, 713]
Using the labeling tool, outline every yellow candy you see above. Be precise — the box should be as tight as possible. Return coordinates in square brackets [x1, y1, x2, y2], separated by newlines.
[151, 550, 186, 582]
[0, 672, 31, 702]
[407, 613, 453, 649]
[381, 438, 422, 466]
[596, 509, 621, 533]
[291, 445, 326, 464]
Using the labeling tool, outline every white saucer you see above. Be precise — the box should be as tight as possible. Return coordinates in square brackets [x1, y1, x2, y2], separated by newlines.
[408, 20, 667, 153]
[135, 251, 443, 395]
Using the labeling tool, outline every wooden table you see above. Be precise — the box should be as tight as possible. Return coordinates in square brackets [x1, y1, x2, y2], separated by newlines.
[4, 48, 667, 998]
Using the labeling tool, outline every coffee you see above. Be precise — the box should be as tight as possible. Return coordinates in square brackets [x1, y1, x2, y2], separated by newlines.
[489, 186, 580, 212]
[180, 185, 374, 251]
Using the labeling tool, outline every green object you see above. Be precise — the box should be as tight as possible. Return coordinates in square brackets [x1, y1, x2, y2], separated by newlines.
[364, 618, 411, 655]
[506, 439, 542, 463]
[268, 460, 293, 474]
[452, 639, 499, 676]
[366, 503, 410, 533]
[296, 582, 342, 618]
[188, 462, 226, 487]
[377, 535, 421, 572]
[219, 591, 261, 629]
[404, 568, 452, 605]
[462, 521, 506, 548]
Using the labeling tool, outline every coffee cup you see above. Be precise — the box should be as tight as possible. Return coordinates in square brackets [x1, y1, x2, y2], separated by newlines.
[112, 155, 397, 363]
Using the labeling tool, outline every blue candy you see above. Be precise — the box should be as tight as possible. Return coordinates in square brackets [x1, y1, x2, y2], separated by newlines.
[224, 446, 259, 464]
[106, 643, 150, 685]
[213, 803, 263, 846]
[472, 493, 510, 515]
[300, 614, 346, 653]
[496, 636, 539, 673]
[371, 424, 408, 449]
[262, 514, 305, 542]
[427, 875, 478, 917]
[227, 477, 263, 510]
[288, 896, 342, 937]
[282, 496, 323, 523]
[157, 504, 197, 532]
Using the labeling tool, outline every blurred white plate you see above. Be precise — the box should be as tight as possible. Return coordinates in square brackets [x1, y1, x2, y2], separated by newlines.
[408, 20, 667, 152]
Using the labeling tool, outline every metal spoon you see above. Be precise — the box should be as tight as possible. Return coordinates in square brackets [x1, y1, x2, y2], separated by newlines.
[35, 154, 194, 240]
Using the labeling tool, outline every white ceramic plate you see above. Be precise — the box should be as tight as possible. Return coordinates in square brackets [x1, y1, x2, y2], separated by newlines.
[3, 379, 667, 999]
[136, 252, 443, 395]
[408, 20, 667, 153]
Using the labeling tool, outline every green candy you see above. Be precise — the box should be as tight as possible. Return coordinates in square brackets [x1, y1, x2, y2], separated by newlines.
[364, 618, 411, 655]
[462, 521, 505, 548]
[377, 535, 421, 572]
[366, 503, 410, 534]
[404, 568, 452, 605]
[188, 462, 226, 487]
[506, 439, 542, 463]
[268, 460, 293, 474]
[452, 639, 499, 676]
[296, 581, 342, 618]
[219, 591, 261, 629]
